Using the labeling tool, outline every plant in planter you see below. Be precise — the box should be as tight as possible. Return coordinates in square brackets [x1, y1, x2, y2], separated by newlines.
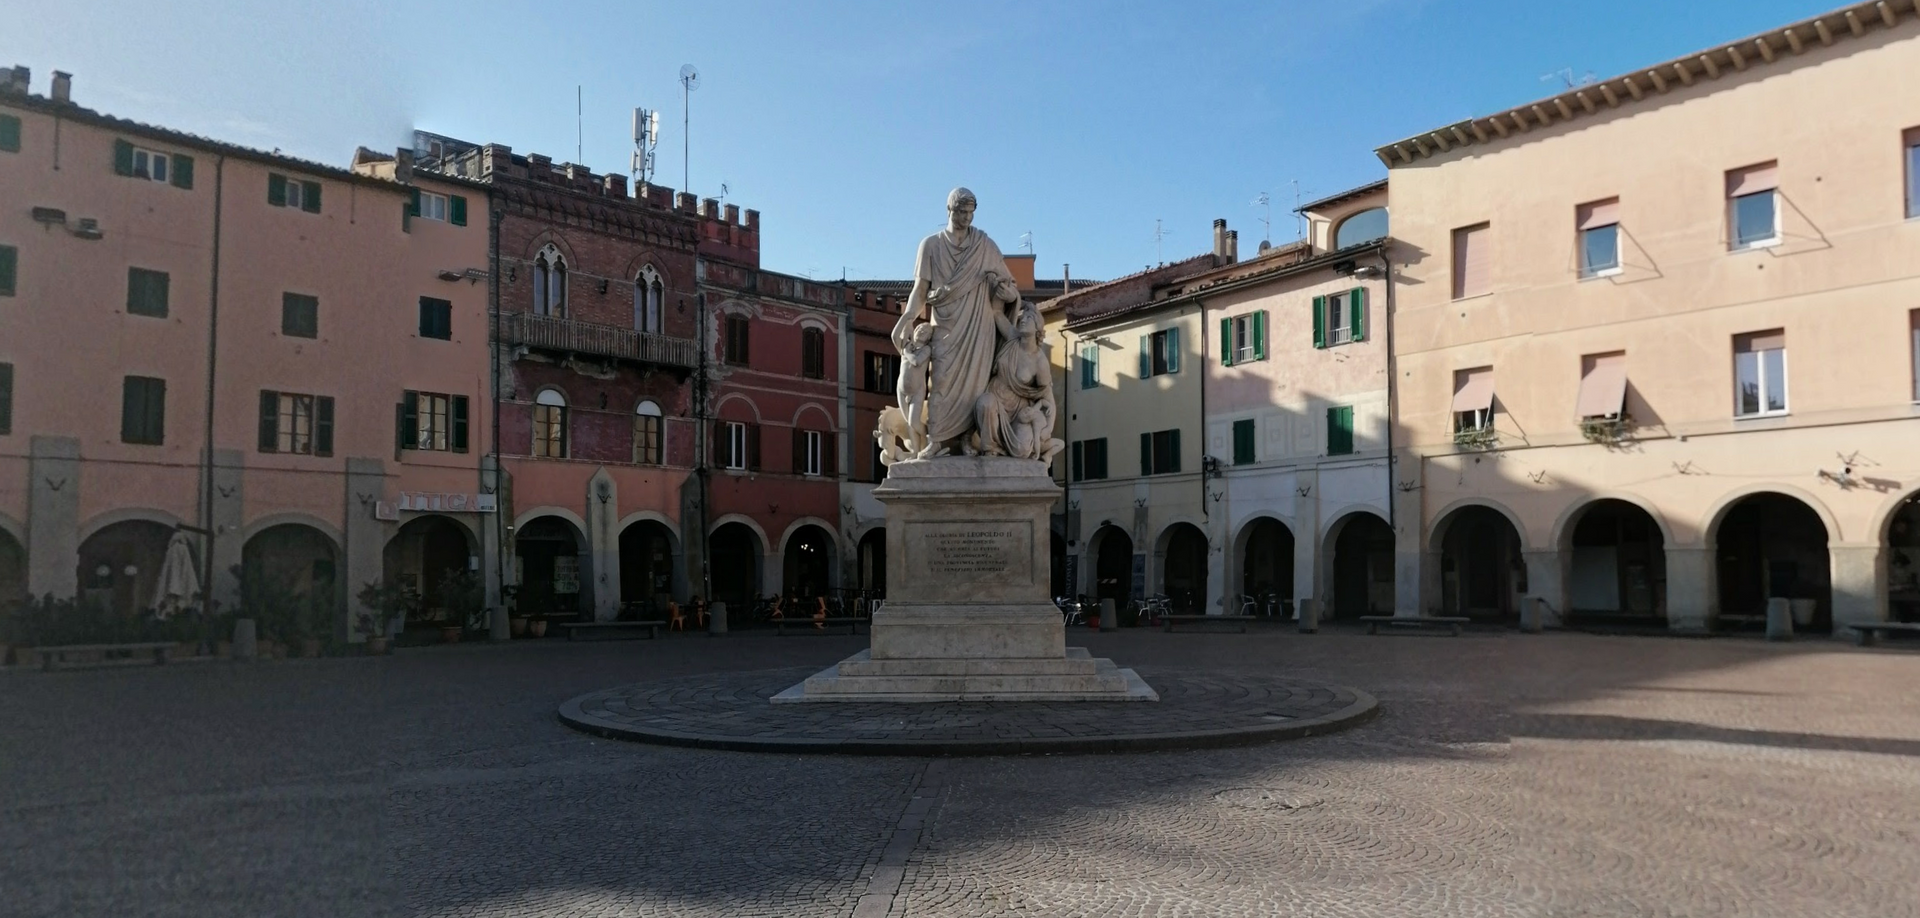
[435, 569, 485, 644]
[355, 579, 409, 655]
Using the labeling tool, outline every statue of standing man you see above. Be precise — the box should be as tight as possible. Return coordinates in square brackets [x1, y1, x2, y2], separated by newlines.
[891, 187, 1019, 458]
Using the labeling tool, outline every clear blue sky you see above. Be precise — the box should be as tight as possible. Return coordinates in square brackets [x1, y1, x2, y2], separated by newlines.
[15, 0, 1834, 281]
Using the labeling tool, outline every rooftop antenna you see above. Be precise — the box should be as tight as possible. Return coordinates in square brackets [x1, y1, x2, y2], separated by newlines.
[1540, 67, 1596, 89]
[576, 85, 583, 165]
[679, 64, 700, 192]
[631, 106, 660, 190]
[1290, 179, 1307, 241]
[719, 182, 730, 202]
[1251, 192, 1272, 245]
[1151, 219, 1173, 264]
[1019, 231, 1033, 253]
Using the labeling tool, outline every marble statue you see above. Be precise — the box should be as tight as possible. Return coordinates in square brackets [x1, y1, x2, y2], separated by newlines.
[884, 187, 1058, 464]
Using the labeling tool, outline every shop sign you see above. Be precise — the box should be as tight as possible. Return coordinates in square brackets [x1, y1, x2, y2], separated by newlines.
[374, 491, 498, 520]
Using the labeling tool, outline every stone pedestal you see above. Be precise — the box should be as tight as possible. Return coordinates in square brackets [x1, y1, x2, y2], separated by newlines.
[776, 456, 1155, 702]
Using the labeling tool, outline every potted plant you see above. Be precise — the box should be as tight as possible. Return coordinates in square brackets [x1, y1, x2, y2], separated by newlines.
[436, 569, 484, 644]
[356, 579, 409, 655]
[528, 613, 549, 638]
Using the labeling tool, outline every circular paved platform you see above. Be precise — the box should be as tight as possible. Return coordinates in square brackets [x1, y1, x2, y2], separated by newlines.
[558, 665, 1377, 755]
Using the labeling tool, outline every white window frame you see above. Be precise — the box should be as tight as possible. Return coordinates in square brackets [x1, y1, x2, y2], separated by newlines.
[418, 191, 449, 222]
[532, 389, 567, 457]
[1454, 407, 1492, 434]
[417, 393, 451, 451]
[1734, 344, 1789, 418]
[278, 393, 314, 455]
[635, 266, 664, 333]
[1325, 292, 1353, 346]
[1729, 190, 1781, 251]
[724, 421, 748, 470]
[1230, 315, 1256, 364]
[802, 429, 823, 476]
[1579, 224, 1622, 278]
[131, 146, 170, 184]
[634, 400, 663, 465]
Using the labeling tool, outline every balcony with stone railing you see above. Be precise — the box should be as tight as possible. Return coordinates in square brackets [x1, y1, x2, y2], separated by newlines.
[496, 311, 699, 369]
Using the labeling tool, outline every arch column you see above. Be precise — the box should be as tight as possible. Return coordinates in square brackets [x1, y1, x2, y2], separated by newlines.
[345, 458, 389, 640]
[586, 468, 619, 622]
[28, 435, 81, 599]
[1665, 546, 1715, 633]
[1830, 544, 1886, 631]
[1392, 458, 1424, 617]
[1522, 550, 1567, 627]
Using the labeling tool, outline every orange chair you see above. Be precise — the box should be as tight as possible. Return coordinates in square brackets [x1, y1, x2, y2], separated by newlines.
[667, 601, 685, 631]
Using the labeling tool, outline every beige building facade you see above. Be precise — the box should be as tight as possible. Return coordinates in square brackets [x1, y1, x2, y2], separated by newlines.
[1380, 1, 1920, 634]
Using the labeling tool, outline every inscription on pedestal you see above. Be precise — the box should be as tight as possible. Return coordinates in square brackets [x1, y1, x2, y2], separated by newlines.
[905, 520, 1033, 585]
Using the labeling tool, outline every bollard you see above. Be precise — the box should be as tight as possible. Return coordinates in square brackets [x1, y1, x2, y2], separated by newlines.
[1520, 597, 1545, 634]
[489, 606, 510, 642]
[1099, 598, 1116, 632]
[1766, 597, 1793, 641]
[1296, 598, 1319, 634]
[232, 618, 258, 661]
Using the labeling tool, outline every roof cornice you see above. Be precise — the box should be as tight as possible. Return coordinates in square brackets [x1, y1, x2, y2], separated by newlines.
[1374, 0, 1919, 168]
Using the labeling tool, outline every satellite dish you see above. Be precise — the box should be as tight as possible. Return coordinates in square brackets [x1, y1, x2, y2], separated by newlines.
[679, 64, 700, 91]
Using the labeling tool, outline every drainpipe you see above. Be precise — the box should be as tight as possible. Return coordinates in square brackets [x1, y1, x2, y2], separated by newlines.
[489, 199, 504, 618]
[199, 154, 225, 637]
[696, 288, 718, 631]
[1379, 248, 1397, 533]
[1195, 299, 1209, 523]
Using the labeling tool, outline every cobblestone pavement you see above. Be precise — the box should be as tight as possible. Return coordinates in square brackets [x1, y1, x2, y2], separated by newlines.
[562, 666, 1373, 753]
[3, 628, 1919, 917]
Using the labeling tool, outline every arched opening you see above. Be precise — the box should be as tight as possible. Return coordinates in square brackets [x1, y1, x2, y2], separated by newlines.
[1715, 493, 1831, 633]
[1050, 530, 1067, 599]
[1092, 525, 1135, 614]
[708, 522, 763, 622]
[0, 527, 25, 609]
[532, 245, 567, 317]
[512, 516, 584, 621]
[1241, 517, 1295, 617]
[77, 519, 174, 618]
[240, 524, 339, 641]
[1438, 506, 1525, 622]
[634, 265, 663, 334]
[384, 515, 474, 630]
[533, 389, 568, 459]
[1889, 494, 1920, 623]
[783, 525, 835, 600]
[619, 520, 676, 614]
[1567, 500, 1666, 624]
[1335, 207, 1389, 249]
[1329, 513, 1393, 619]
[1159, 523, 1208, 613]
[857, 528, 887, 597]
[633, 400, 663, 465]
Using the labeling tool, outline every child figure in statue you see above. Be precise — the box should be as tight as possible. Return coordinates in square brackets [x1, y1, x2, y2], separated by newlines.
[896, 322, 935, 456]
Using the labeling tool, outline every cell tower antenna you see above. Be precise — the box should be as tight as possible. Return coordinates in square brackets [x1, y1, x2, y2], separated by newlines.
[1251, 192, 1272, 245]
[631, 106, 660, 190]
[679, 64, 700, 191]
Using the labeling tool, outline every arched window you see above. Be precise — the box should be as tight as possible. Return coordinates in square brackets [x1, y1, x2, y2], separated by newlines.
[634, 265, 664, 334]
[533, 389, 568, 458]
[532, 245, 567, 317]
[1334, 207, 1389, 249]
[801, 327, 826, 379]
[633, 400, 663, 465]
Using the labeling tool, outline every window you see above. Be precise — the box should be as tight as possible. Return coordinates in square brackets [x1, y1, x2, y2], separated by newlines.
[1452, 367, 1495, 434]
[634, 400, 663, 465]
[1576, 352, 1628, 420]
[1326, 406, 1354, 456]
[418, 296, 452, 340]
[1079, 343, 1099, 389]
[1232, 418, 1256, 465]
[126, 267, 169, 317]
[1070, 437, 1108, 481]
[267, 173, 322, 213]
[396, 390, 467, 453]
[1905, 128, 1920, 220]
[1733, 330, 1788, 417]
[1139, 428, 1180, 476]
[1726, 162, 1779, 249]
[0, 362, 12, 435]
[1335, 207, 1389, 249]
[282, 293, 318, 338]
[418, 191, 448, 222]
[1313, 288, 1368, 348]
[531, 389, 567, 457]
[1451, 222, 1490, 299]
[1577, 198, 1621, 277]
[801, 327, 826, 379]
[718, 420, 760, 471]
[0, 244, 14, 296]
[1221, 312, 1266, 366]
[121, 375, 166, 445]
[408, 188, 468, 226]
[532, 246, 566, 316]
[112, 139, 193, 189]
[1140, 328, 1180, 378]
[0, 113, 20, 153]
[257, 390, 334, 456]
[864, 351, 900, 393]
[634, 266, 664, 333]
[725, 314, 751, 365]
[793, 428, 830, 476]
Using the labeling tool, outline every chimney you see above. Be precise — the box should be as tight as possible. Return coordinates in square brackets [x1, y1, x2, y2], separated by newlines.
[1226, 230, 1239, 264]
[1212, 218, 1227, 260]
[394, 148, 414, 184]
[51, 70, 72, 104]
[1, 66, 28, 96]
[1062, 264, 1071, 296]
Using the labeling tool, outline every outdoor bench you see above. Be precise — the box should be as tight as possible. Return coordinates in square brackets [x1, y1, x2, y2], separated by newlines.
[30, 642, 176, 671]
[1847, 622, 1920, 647]
[1162, 614, 1253, 633]
[1360, 615, 1468, 636]
[559, 621, 665, 641]
[774, 617, 863, 635]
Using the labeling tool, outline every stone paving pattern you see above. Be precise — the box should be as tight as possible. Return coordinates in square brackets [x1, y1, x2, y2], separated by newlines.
[3, 628, 1919, 917]
[562, 666, 1372, 753]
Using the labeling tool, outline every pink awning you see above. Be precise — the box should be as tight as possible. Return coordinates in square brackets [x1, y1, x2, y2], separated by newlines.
[1575, 352, 1628, 418]
[1726, 161, 1778, 197]
[1451, 367, 1495, 413]
[1576, 198, 1619, 231]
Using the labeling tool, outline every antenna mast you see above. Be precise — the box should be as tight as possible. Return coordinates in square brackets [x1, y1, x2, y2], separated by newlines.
[679, 64, 700, 192]
[1251, 192, 1272, 245]
[576, 85, 583, 165]
[631, 106, 660, 190]
[1151, 219, 1172, 264]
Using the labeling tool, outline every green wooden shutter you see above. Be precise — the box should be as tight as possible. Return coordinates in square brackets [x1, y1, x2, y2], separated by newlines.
[301, 181, 322, 213]
[122, 378, 142, 442]
[0, 114, 20, 153]
[1140, 432, 1153, 476]
[450, 194, 468, 226]
[1165, 327, 1180, 374]
[451, 396, 469, 453]
[402, 201, 412, 233]
[747, 423, 762, 471]
[170, 153, 194, 189]
[113, 139, 134, 176]
[408, 187, 422, 217]
[258, 390, 279, 452]
[268, 173, 287, 206]
[1311, 296, 1326, 349]
[1169, 428, 1181, 474]
[314, 396, 334, 457]
[1350, 287, 1367, 342]
[0, 362, 13, 435]
[792, 426, 806, 474]
[1253, 311, 1267, 360]
[1071, 441, 1084, 482]
[1219, 317, 1235, 367]
[1138, 335, 1151, 378]
[823, 431, 836, 477]
[1233, 419, 1255, 465]
[1327, 406, 1354, 456]
[0, 245, 16, 297]
[400, 391, 419, 450]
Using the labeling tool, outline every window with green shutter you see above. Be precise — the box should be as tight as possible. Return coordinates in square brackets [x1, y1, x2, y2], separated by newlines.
[1079, 344, 1099, 389]
[419, 296, 452, 340]
[1142, 429, 1180, 475]
[170, 153, 194, 190]
[0, 114, 21, 153]
[268, 173, 322, 212]
[1252, 310, 1267, 360]
[1085, 437, 1107, 479]
[113, 139, 134, 176]
[121, 375, 166, 445]
[301, 181, 322, 214]
[0, 362, 13, 435]
[126, 267, 170, 317]
[314, 396, 334, 457]
[282, 293, 318, 338]
[1220, 317, 1235, 367]
[1348, 287, 1367, 342]
[1326, 406, 1354, 456]
[268, 173, 288, 206]
[451, 395, 469, 453]
[1312, 295, 1327, 349]
[1144, 329, 1178, 377]
[0, 244, 16, 297]
[1140, 431, 1152, 476]
[258, 390, 280, 452]
[1232, 418, 1256, 465]
[450, 194, 468, 226]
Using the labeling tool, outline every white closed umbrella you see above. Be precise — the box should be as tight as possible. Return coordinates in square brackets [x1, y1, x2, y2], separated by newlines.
[152, 531, 201, 620]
